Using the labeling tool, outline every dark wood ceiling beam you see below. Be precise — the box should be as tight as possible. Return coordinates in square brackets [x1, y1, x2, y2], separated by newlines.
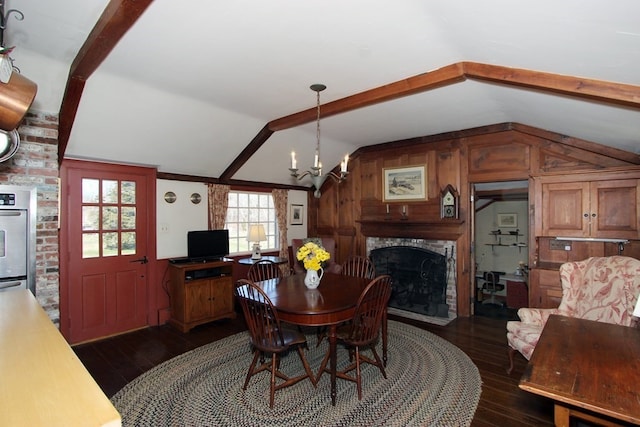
[463, 62, 640, 108]
[268, 63, 466, 132]
[219, 124, 273, 181]
[58, 0, 153, 164]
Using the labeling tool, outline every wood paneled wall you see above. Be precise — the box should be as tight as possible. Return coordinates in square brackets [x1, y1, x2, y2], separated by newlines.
[308, 122, 640, 317]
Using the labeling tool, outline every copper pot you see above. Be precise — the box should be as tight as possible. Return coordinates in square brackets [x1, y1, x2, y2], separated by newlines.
[0, 72, 37, 131]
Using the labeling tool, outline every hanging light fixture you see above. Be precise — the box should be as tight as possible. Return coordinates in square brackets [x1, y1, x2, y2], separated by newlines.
[289, 84, 348, 198]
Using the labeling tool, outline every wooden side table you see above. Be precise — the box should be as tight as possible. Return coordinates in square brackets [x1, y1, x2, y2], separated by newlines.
[237, 255, 288, 266]
[519, 315, 640, 426]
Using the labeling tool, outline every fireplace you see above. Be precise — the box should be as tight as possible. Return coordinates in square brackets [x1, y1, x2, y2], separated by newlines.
[371, 246, 448, 317]
[367, 237, 456, 324]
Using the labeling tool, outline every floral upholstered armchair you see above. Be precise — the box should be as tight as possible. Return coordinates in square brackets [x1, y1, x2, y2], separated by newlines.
[506, 256, 640, 374]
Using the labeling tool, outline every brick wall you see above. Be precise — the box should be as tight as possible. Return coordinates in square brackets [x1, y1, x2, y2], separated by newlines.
[0, 110, 60, 324]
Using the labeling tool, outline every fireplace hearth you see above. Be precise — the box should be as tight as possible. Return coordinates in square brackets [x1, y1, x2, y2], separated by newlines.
[370, 246, 449, 318]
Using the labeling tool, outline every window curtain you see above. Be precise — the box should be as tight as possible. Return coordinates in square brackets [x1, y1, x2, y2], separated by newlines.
[272, 189, 288, 263]
[207, 184, 230, 230]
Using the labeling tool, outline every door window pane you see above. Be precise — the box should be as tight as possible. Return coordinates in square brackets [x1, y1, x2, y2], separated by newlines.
[82, 233, 99, 258]
[102, 232, 118, 257]
[121, 232, 136, 255]
[121, 207, 136, 229]
[102, 180, 118, 204]
[102, 207, 118, 230]
[82, 206, 99, 231]
[121, 181, 136, 204]
[82, 179, 99, 203]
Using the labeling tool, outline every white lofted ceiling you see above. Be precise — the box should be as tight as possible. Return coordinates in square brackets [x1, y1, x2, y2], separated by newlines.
[5, 0, 640, 187]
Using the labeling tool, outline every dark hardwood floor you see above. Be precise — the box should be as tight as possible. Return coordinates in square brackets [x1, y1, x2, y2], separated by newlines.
[73, 313, 555, 427]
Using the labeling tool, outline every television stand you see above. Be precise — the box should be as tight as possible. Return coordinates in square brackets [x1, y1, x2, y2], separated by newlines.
[167, 259, 235, 332]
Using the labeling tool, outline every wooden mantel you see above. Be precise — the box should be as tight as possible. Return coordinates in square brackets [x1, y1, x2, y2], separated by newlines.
[357, 219, 465, 241]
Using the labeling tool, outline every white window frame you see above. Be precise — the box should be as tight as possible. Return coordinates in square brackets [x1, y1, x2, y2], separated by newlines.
[225, 190, 278, 255]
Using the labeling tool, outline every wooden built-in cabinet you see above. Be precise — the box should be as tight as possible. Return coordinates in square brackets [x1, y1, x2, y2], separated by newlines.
[168, 259, 236, 332]
[539, 178, 640, 240]
[531, 169, 640, 308]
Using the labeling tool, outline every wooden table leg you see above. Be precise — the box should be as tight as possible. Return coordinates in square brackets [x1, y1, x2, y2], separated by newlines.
[329, 323, 337, 406]
[382, 308, 388, 367]
[554, 403, 570, 427]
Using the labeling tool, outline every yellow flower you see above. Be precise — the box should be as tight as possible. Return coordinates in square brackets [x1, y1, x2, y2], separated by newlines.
[296, 241, 330, 271]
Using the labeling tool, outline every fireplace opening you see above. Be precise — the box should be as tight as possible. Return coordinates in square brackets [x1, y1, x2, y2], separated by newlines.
[370, 246, 449, 318]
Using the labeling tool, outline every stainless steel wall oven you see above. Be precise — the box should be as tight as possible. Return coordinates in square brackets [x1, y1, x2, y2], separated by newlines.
[0, 185, 36, 294]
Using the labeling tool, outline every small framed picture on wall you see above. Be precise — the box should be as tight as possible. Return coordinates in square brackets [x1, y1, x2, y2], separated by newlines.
[497, 213, 517, 228]
[290, 204, 304, 225]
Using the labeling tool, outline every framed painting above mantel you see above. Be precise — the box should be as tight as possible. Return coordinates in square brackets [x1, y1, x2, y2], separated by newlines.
[382, 165, 427, 202]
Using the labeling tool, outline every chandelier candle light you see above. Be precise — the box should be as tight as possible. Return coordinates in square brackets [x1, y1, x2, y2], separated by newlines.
[289, 84, 349, 198]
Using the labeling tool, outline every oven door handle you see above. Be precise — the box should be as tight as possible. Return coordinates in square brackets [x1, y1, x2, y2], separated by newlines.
[0, 281, 23, 290]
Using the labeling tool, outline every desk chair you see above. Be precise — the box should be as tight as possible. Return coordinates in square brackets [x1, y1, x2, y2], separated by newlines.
[317, 275, 392, 400]
[482, 271, 505, 306]
[234, 279, 317, 408]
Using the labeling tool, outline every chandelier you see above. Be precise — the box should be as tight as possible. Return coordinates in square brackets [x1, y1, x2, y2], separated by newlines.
[289, 84, 348, 198]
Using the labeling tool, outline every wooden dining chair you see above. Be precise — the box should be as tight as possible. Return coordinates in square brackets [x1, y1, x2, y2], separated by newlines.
[234, 279, 317, 408]
[341, 255, 376, 279]
[316, 255, 378, 347]
[247, 259, 282, 282]
[317, 275, 392, 400]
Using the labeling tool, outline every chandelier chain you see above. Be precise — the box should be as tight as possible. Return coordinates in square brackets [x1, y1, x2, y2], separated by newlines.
[316, 88, 321, 162]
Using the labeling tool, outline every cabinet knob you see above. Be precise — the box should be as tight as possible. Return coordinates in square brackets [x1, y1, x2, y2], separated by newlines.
[583, 213, 589, 218]
[591, 213, 596, 217]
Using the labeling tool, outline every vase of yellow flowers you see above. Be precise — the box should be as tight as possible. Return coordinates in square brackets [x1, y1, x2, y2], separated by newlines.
[296, 240, 330, 289]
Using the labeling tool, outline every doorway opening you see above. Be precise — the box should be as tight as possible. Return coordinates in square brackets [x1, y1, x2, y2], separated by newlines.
[472, 180, 529, 319]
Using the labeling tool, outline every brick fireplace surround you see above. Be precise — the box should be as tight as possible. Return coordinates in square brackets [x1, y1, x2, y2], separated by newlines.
[366, 237, 457, 325]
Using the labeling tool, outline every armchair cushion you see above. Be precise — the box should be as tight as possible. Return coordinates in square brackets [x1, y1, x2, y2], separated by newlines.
[507, 256, 640, 366]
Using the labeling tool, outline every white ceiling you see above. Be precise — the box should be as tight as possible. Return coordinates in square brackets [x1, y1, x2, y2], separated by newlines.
[5, 0, 640, 187]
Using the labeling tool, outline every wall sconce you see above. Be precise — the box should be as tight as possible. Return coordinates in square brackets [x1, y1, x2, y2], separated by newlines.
[247, 224, 266, 260]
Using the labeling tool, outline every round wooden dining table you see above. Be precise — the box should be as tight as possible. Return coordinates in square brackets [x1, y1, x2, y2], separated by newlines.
[255, 271, 382, 405]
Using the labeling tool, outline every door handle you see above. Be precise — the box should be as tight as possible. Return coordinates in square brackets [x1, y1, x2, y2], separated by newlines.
[130, 255, 148, 264]
[0, 281, 22, 289]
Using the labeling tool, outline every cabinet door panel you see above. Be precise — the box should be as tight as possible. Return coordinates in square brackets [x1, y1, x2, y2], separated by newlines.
[186, 280, 212, 322]
[591, 179, 640, 239]
[542, 182, 589, 237]
[211, 277, 233, 315]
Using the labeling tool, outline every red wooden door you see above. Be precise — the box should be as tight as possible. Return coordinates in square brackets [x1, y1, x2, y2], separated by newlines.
[61, 160, 154, 344]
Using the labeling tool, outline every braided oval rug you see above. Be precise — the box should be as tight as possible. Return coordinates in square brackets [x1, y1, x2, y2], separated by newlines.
[111, 320, 481, 427]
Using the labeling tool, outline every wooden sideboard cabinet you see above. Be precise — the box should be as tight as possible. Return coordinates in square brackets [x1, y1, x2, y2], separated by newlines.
[540, 178, 640, 239]
[528, 268, 562, 308]
[168, 259, 236, 332]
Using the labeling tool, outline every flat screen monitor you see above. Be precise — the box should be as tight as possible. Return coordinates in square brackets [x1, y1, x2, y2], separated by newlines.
[187, 229, 229, 262]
